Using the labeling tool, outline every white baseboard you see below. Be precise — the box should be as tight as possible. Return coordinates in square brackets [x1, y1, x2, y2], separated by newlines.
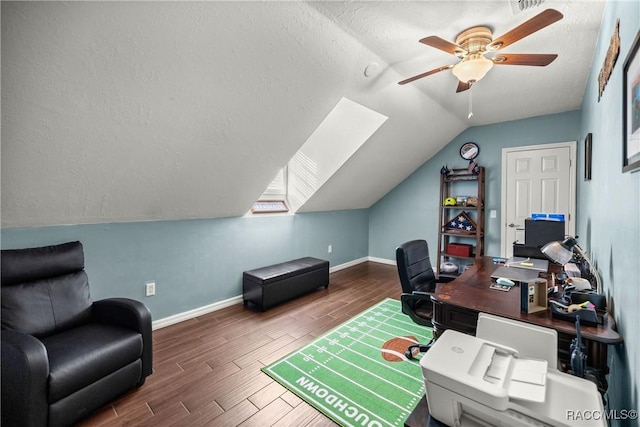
[152, 295, 243, 330]
[368, 256, 396, 266]
[152, 256, 394, 330]
[329, 256, 368, 272]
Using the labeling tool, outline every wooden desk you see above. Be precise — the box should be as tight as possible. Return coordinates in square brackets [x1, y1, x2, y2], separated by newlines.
[431, 256, 622, 392]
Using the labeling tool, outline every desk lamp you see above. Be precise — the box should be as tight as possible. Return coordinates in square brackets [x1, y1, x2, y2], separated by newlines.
[541, 237, 602, 294]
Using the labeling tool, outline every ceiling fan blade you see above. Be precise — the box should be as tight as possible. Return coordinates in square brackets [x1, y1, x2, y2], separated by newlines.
[488, 9, 563, 51]
[398, 65, 453, 85]
[419, 36, 462, 55]
[493, 53, 558, 66]
[456, 80, 471, 93]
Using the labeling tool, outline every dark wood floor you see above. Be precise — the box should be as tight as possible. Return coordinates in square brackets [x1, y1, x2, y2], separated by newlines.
[80, 261, 402, 427]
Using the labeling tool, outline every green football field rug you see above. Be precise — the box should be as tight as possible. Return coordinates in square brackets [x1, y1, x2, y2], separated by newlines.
[262, 298, 432, 427]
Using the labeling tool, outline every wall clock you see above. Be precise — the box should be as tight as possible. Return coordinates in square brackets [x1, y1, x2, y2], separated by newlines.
[460, 142, 479, 160]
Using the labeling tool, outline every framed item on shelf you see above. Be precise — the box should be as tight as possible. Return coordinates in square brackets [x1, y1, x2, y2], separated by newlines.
[622, 31, 640, 173]
[443, 211, 477, 233]
[584, 133, 592, 181]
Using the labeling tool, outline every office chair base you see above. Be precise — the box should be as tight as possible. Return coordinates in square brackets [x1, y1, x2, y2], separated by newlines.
[405, 339, 434, 360]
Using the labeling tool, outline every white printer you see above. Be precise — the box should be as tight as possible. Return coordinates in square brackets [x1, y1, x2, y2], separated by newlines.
[420, 314, 606, 427]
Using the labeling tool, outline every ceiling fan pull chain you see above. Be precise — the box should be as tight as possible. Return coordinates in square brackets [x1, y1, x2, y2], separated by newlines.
[468, 84, 474, 119]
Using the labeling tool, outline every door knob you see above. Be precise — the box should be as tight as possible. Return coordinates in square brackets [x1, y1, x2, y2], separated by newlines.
[507, 223, 521, 228]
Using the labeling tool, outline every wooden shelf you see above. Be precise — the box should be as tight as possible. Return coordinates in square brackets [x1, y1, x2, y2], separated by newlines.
[442, 171, 480, 182]
[440, 252, 477, 260]
[442, 205, 481, 210]
[437, 167, 485, 278]
[441, 231, 484, 238]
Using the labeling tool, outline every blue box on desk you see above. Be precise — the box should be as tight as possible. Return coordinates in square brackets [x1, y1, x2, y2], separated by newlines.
[520, 278, 548, 314]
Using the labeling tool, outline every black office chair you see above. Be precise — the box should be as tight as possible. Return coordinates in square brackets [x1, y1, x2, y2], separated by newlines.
[396, 239, 451, 359]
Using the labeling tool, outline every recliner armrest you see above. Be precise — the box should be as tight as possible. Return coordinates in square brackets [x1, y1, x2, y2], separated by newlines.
[92, 298, 153, 380]
[1, 330, 49, 427]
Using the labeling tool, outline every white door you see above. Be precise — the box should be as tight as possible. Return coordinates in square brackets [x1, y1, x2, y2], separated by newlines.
[500, 142, 576, 258]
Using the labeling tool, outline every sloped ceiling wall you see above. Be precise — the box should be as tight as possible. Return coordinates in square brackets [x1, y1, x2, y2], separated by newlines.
[1, 1, 604, 227]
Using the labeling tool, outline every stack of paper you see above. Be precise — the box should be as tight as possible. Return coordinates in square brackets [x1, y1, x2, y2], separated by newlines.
[505, 257, 549, 272]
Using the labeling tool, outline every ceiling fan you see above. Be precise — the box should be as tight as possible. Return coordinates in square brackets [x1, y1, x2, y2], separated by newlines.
[398, 8, 563, 92]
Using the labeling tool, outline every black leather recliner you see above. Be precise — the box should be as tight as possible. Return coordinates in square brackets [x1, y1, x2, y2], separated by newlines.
[1, 241, 153, 427]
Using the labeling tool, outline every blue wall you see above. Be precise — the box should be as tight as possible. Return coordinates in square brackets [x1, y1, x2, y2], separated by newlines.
[1, 1, 638, 420]
[369, 1, 640, 422]
[578, 1, 639, 422]
[368, 110, 582, 261]
[1, 210, 369, 319]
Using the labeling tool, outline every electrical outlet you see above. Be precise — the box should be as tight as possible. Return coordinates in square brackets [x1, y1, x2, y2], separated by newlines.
[145, 282, 155, 297]
[490, 210, 497, 218]
[328, 244, 333, 254]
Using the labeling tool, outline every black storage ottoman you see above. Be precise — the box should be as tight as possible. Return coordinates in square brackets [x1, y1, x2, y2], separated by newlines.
[242, 257, 329, 311]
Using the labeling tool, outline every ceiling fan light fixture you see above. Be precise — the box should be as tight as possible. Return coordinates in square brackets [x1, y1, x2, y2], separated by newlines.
[451, 54, 494, 83]
[398, 9, 563, 89]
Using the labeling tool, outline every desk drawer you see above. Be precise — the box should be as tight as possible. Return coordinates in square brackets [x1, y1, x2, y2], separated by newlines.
[433, 300, 478, 336]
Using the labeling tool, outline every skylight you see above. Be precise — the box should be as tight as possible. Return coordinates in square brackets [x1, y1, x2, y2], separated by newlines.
[251, 97, 387, 215]
[288, 97, 387, 212]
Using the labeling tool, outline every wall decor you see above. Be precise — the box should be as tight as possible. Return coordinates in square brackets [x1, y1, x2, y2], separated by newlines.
[584, 133, 592, 181]
[622, 31, 640, 173]
[598, 19, 620, 101]
[459, 142, 479, 160]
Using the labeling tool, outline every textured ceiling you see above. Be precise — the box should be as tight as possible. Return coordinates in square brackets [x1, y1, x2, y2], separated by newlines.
[1, 1, 605, 227]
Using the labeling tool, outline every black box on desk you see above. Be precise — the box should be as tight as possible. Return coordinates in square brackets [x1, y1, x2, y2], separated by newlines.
[525, 219, 565, 248]
[513, 243, 544, 259]
[520, 278, 548, 314]
[550, 304, 601, 327]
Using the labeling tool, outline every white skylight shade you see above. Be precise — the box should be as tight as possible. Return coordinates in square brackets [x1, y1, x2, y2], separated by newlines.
[262, 168, 287, 197]
[287, 97, 387, 213]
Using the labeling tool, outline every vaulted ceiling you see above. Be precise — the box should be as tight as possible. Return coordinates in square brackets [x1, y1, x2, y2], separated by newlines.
[1, 1, 605, 228]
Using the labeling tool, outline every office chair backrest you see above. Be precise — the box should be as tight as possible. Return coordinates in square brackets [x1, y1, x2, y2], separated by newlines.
[396, 240, 437, 294]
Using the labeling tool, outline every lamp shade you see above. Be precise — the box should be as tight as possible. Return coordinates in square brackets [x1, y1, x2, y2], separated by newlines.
[452, 54, 494, 83]
[541, 236, 602, 294]
[541, 237, 577, 265]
